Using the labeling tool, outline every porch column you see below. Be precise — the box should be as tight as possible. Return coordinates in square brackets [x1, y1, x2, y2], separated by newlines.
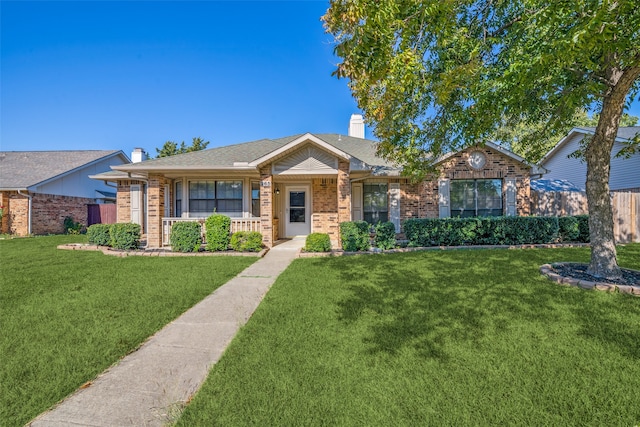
[259, 168, 273, 248]
[337, 160, 351, 245]
[147, 175, 166, 248]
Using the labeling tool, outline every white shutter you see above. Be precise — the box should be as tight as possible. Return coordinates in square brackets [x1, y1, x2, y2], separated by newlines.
[389, 183, 401, 232]
[438, 179, 450, 218]
[505, 178, 517, 216]
[352, 183, 363, 221]
[130, 184, 141, 225]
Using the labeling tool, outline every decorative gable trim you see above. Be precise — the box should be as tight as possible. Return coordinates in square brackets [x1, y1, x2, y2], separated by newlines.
[250, 133, 351, 168]
[273, 145, 338, 175]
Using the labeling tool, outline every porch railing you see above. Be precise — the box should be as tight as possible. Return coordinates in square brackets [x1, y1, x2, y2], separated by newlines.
[162, 217, 262, 246]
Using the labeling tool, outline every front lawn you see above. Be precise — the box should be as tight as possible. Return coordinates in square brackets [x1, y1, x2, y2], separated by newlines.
[0, 235, 256, 426]
[177, 244, 640, 426]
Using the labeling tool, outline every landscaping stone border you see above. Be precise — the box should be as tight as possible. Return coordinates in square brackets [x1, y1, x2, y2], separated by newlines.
[540, 263, 640, 296]
[57, 243, 268, 258]
[298, 242, 590, 258]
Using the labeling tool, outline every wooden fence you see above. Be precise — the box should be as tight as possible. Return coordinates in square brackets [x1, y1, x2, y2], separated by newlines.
[531, 191, 640, 243]
[87, 204, 117, 226]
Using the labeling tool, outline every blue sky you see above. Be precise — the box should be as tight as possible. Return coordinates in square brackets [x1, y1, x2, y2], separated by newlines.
[2, 1, 639, 160]
[1, 1, 360, 158]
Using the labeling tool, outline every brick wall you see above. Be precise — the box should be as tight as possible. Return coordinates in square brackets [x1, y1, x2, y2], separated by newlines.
[312, 178, 339, 240]
[259, 168, 273, 247]
[116, 180, 132, 223]
[146, 175, 166, 248]
[0, 191, 93, 236]
[418, 146, 531, 218]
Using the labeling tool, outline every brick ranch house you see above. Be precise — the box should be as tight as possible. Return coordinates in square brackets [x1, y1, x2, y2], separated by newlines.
[0, 150, 130, 236]
[93, 117, 545, 248]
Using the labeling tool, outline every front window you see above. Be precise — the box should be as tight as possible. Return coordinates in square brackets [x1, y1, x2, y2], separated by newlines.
[363, 183, 388, 224]
[450, 179, 502, 217]
[188, 180, 242, 216]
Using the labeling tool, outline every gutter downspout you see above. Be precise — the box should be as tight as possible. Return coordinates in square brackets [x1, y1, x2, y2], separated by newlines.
[17, 190, 32, 235]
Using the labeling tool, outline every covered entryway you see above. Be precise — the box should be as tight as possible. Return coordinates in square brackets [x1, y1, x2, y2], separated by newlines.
[284, 185, 310, 237]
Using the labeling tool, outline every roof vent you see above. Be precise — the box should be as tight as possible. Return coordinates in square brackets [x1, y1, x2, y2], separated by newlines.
[131, 148, 146, 163]
[348, 114, 365, 139]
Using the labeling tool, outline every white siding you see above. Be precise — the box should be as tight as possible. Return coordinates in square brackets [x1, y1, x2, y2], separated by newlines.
[34, 155, 127, 199]
[610, 143, 640, 191]
[543, 133, 640, 191]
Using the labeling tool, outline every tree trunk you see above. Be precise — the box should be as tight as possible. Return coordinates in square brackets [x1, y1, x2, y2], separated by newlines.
[585, 66, 640, 279]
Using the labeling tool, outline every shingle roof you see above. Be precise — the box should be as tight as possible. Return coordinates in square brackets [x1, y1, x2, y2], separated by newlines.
[114, 133, 398, 173]
[0, 150, 122, 190]
[574, 126, 640, 141]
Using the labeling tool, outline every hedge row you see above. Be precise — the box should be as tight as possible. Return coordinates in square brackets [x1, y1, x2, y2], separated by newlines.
[87, 223, 141, 249]
[404, 215, 589, 247]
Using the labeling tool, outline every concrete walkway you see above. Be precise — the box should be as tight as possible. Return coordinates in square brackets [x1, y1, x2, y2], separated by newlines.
[30, 238, 305, 427]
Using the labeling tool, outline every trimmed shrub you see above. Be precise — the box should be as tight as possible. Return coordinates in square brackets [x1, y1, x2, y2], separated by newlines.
[576, 215, 590, 243]
[205, 214, 231, 251]
[374, 222, 397, 250]
[170, 221, 202, 252]
[340, 221, 370, 252]
[558, 216, 580, 242]
[230, 231, 263, 252]
[109, 223, 141, 250]
[305, 233, 332, 252]
[87, 224, 112, 246]
[404, 216, 560, 247]
[63, 216, 84, 235]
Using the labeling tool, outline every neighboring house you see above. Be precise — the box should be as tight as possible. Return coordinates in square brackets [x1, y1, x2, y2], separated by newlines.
[0, 150, 130, 236]
[540, 126, 640, 192]
[92, 116, 545, 248]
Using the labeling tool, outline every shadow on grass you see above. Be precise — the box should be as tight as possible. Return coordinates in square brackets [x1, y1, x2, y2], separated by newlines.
[328, 248, 639, 361]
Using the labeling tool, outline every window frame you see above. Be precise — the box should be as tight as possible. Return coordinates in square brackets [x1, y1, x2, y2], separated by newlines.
[450, 179, 503, 218]
[363, 182, 389, 224]
[187, 180, 243, 217]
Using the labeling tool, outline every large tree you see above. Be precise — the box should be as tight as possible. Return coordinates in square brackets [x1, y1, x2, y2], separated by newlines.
[156, 137, 210, 158]
[323, 0, 640, 279]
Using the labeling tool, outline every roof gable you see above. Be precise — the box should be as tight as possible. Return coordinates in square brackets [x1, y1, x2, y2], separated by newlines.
[0, 150, 127, 190]
[541, 126, 640, 165]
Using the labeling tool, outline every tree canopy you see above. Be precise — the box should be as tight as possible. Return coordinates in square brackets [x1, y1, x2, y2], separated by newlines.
[156, 137, 210, 158]
[323, 0, 640, 279]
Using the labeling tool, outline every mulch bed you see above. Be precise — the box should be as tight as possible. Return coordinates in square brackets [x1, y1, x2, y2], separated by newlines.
[551, 262, 640, 287]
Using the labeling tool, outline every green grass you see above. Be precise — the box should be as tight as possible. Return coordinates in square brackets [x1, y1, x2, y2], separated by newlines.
[177, 244, 640, 426]
[0, 235, 256, 426]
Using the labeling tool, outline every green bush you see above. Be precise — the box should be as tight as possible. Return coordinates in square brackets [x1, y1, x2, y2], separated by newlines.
[558, 216, 580, 242]
[205, 214, 231, 251]
[170, 221, 202, 252]
[305, 233, 332, 252]
[340, 221, 370, 252]
[576, 215, 590, 243]
[63, 216, 84, 235]
[230, 231, 263, 252]
[109, 223, 141, 250]
[374, 222, 397, 250]
[86, 224, 112, 246]
[404, 216, 561, 247]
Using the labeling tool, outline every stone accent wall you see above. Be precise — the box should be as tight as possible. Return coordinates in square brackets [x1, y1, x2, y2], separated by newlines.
[419, 146, 531, 218]
[312, 178, 339, 241]
[259, 168, 273, 248]
[146, 175, 166, 248]
[0, 191, 92, 236]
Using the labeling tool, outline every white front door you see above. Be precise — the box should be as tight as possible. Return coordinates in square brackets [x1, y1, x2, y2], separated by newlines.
[285, 185, 310, 237]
